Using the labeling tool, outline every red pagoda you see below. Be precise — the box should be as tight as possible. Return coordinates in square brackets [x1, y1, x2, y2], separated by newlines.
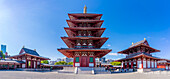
[58, 6, 112, 67]
[117, 38, 161, 72]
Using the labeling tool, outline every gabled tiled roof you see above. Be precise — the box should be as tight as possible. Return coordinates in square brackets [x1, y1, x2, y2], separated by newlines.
[129, 40, 147, 48]
[22, 48, 39, 56]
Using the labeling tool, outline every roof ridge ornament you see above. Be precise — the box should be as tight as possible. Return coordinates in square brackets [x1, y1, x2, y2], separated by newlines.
[132, 42, 134, 45]
[83, 5, 87, 13]
[23, 45, 25, 48]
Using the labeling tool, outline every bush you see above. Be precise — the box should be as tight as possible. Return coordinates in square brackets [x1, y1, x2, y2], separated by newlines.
[110, 61, 121, 66]
[67, 62, 73, 65]
[41, 60, 49, 64]
[54, 61, 68, 65]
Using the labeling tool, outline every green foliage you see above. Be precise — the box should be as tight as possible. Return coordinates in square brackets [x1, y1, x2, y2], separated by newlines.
[41, 60, 49, 64]
[110, 61, 121, 66]
[67, 62, 73, 65]
[54, 61, 69, 65]
[0, 51, 5, 59]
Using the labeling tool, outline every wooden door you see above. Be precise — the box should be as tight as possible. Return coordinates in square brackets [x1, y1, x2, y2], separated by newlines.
[81, 56, 87, 67]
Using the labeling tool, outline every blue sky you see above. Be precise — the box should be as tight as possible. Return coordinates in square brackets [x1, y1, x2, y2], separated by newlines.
[0, 0, 170, 60]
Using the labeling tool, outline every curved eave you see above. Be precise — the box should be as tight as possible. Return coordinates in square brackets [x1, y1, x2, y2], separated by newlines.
[9, 53, 50, 60]
[68, 13, 102, 20]
[57, 48, 112, 58]
[61, 37, 108, 48]
[118, 54, 161, 61]
[118, 44, 160, 54]
[64, 27, 106, 37]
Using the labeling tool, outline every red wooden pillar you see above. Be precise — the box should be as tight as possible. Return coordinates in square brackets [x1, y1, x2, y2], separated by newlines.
[73, 56, 75, 67]
[87, 53, 89, 67]
[131, 61, 133, 68]
[127, 61, 129, 68]
[14, 63, 15, 69]
[123, 62, 125, 69]
[156, 61, 158, 68]
[141, 58, 143, 68]
[25, 56, 27, 68]
[93, 56, 95, 67]
[8, 63, 9, 70]
[79, 54, 81, 67]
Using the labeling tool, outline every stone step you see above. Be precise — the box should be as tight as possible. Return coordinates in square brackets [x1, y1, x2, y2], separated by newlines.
[77, 67, 93, 74]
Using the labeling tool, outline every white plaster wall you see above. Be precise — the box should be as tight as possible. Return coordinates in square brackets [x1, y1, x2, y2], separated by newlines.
[152, 61, 154, 68]
[138, 61, 142, 68]
[155, 61, 157, 68]
[22, 64, 25, 68]
[89, 63, 94, 67]
[34, 61, 36, 68]
[143, 61, 146, 68]
[147, 61, 150, 68]
[75, 63, 80, 67]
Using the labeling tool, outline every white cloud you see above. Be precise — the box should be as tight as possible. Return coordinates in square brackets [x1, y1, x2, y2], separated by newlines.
[108, 53, 118, 56]
[107, 44, 111, 47]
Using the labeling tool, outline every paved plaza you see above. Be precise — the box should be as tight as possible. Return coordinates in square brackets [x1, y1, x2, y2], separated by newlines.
[0, 71, 170, 79]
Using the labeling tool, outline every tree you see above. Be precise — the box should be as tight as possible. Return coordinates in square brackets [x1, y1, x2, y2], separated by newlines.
[67, 62, 73, 65]
[41, 60, 49, 64]
[110, 61, 121, 66]
[54, 61, 67, 65]
[0, 51, 5, 59]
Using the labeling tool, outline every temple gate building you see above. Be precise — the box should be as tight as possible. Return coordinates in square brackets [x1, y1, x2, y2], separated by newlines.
[58, 6, 112, 67]
[117, 38, 162, 72]
[9, 47, 50, 69]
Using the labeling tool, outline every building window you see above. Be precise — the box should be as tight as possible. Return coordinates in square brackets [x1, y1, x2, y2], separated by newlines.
[75, 57, 79, 62]
[90, 57, 93, 63]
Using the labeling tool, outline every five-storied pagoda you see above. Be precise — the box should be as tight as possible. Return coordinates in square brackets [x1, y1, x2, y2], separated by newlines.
[58, 6, 112, 67]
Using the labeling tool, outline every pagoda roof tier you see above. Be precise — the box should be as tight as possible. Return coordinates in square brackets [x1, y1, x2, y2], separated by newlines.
[118, 39, 160, 54]
[66, 20, 104, 28]
[64, 27, 106, 37]
[68, 13, 102, 20]
[61, 37, 108, 48]
[118, 52, 161, 61]
[57, 48, 112, 58]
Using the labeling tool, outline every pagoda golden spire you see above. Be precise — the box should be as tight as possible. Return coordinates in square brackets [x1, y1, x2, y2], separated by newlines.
[83, 5, 87, 13]
[144, 38, 146, 40]
[23, 45, 25, 48]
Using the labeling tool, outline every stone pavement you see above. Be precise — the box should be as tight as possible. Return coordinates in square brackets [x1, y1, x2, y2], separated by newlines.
[0, 71, 170, 79]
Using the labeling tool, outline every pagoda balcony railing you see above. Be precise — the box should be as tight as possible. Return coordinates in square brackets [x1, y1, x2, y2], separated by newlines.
[75, 46, 94, 48]
[76, 35, 94, 37]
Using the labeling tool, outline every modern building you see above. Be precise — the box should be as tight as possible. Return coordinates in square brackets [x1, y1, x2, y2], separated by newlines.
[117, 38, 162, 72]
[62, 57, 73, 63]
[58, 6, 112, 67]
[1, 44, 6, 54]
